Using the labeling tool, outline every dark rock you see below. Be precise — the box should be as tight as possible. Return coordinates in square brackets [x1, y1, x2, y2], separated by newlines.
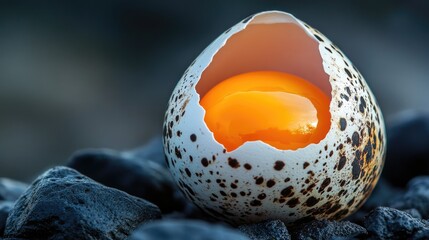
[291, 220, 367, 240]
[128, 219, 249, 240]
[389, 176, 429, 218]
[126, 136, 166, 167]
[383, 110, 429, 187]
[68, 148, 187, 213]
[364, 207, 429, 239]
[414, 230, 429, 240]
[0, 179, 28, 202]
[403, 208, 422, 219]
[4, 167, 161, 240]
[0, 201, 14, 237]
[238, 220, 291, 240]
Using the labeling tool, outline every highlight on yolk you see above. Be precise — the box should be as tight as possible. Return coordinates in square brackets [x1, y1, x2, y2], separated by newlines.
[200, 71, 331, 151]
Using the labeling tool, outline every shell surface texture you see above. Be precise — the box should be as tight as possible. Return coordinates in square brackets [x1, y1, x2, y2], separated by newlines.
[163, 11, 386, 225]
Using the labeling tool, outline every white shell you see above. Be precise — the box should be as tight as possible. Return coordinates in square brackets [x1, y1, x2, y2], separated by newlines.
[163, 11, 386, 225]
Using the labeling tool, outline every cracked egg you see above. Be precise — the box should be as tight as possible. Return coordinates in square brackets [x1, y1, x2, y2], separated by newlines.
[163, 11, 386, 225]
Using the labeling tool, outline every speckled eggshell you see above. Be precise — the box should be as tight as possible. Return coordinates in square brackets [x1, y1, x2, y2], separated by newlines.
[163, 11, 386, 225]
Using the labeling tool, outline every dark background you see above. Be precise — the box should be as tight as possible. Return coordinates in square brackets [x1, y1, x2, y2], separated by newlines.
[0, 0, 428, 181]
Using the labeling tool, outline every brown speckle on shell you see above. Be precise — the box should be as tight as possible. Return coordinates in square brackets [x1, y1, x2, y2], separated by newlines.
[337, 156, 347, 171]
[319, 178, 331, 193]
[303, 162, 310, 169]
[274, 160, 285, 171]
[250, 200, 262, 207]
[266, 179, 276, 188]
[255, 176, 264, 185]
[286, 198, 300, 208]
[174, 147, 182, 159]
[305, 196, 319, 207]
[201, 158, 209, 167]
[228, 158, 240, 168]
[339, 118, 347, 131]
[185, 168, 191, 177]
[258, 193, 267, 200]
[352, 132, 360, 147]
[244, 163, 252, 170]
[281, 186, 294, 197]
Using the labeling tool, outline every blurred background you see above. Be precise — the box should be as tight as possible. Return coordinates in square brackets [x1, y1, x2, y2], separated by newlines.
[0, 0, 428, 181]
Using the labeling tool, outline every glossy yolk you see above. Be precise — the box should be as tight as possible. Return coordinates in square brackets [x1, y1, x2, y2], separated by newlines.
[200, 71, 331, 151]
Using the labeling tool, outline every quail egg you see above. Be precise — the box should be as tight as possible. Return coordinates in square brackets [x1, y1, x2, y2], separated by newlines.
[163, 11, 386, 225]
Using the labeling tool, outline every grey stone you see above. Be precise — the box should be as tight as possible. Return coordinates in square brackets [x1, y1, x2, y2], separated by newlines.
[292, 220, 367, 240]
[68, 148, 187, 213]
[403, 208, 422, 219]
[4, 167, 161, 240]
[238, 220, 291, 240]
[364, 207, 429, 239]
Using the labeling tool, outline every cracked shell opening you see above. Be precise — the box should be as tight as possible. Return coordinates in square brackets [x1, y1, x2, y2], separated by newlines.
[196, 12, 332, 152]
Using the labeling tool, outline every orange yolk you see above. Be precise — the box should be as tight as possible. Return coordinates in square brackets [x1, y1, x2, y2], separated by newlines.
[200, 71, 331, 151]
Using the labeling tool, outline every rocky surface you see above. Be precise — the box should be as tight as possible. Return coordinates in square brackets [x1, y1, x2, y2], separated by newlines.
[67, 148, 186, 214]
[291, 220, 367, 239]
[364, 207, 429, 239]
[1, 111, 429, 239]
[238, 220, 290, 240]
[3, 167, 161, 239]
[238, 220, 291, 240]
[67, 145, 210, 221]
[128, 219, 249, 240]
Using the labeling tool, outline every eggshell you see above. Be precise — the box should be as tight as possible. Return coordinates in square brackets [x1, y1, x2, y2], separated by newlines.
[163, 11, 386, 225]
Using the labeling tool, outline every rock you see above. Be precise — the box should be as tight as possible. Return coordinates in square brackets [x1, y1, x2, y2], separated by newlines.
[238, 220, 291, 240]
[389, 176, 429, 218]
[128, 219, 249, 240]
[68, 148, 187, 213]
[403, 209, 422, 219]
[291, 220, 367, 240]
[383, 110, 429, 187]
[0, 179, 28, 202]
[4, 167, 161, 240]
[126, 136, 166, 167]
[364, 207, 429, 239]
[414, 230, 429, 240]
[0, 201, 14, 237]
